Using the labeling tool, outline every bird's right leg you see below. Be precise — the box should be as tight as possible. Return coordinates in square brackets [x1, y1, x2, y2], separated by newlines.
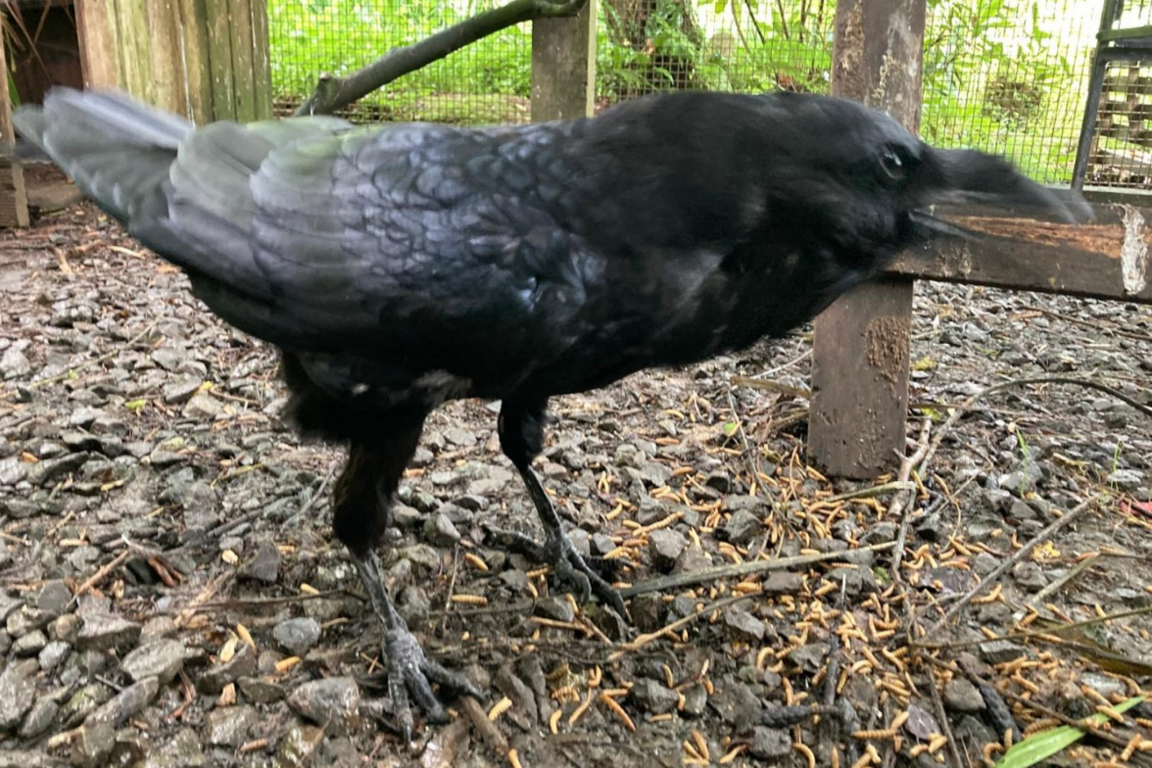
[333, 436, 481, 742]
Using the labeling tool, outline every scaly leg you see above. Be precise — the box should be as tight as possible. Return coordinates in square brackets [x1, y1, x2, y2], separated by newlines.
[334, 438, 480, 741]
[491, 399, 627, 618]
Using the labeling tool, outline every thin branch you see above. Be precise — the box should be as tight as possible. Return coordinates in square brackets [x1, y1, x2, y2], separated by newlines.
[295, 0, 589, 116]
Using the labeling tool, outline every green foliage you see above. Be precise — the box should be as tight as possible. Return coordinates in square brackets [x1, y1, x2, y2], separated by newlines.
[267, 0, 1094, 182]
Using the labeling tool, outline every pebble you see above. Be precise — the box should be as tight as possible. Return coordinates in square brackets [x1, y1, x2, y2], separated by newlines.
[981, 639, 1027, 665]
[206, 704, 258, 747]
[534, 597, 575, 623]
[723, 608, 767, 641]
[121, 638, 186, 684]
[943, 678, 985, 712]
[423, 511, 461, 546]
[763, 571, 804, 594]
[12, 628, 47, 656]
[38, 640, 71, 671]
[276, 725, 324, 767]
[723, 509, 762, 544]
[76, 610, 140, 652]
[629, 678, 679, 714]
[272, 617, 322, 656]
[85, 676, 159, 727]
[749, 727, 792, 759]
[139, 726, 205, 768]
[18, 697, 58, 739]
[197, 643, 257, 694]
[0, 658, 37, 731]
[237, 675, 285, 703]
[240, 539, 281, 583]
[287, 677, 361, 736]
[647, 528, 687, 569]
[35, 580, 73, 616]
[71, 721, 116, 768]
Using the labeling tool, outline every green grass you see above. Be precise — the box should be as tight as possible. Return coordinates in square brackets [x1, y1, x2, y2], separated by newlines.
[267, 0, 1095, 185]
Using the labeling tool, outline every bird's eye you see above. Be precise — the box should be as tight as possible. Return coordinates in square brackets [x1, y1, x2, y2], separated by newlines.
[879, 150, 906, 182]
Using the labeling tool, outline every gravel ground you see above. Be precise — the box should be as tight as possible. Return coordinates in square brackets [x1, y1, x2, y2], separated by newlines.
[1, 174, 1151, 768]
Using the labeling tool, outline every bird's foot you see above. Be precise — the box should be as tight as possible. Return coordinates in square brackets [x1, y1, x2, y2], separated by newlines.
[486, 525, 627, 618]
[381, 623, 482, 742]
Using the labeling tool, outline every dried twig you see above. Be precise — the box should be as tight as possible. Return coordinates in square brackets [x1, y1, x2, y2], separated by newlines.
[67, 548, 131, 608]
[30, 321, 157, 389]
[928, 497, 1095, 633]
[460, 696, 510, 756]
[890, 418, 932, 581]
[619, 541, 896, 597]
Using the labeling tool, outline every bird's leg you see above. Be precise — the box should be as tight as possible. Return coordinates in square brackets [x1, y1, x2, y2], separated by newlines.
[490, 400, 628, 618]
[334, 439, 480, 742]
[349, 547, 480, 740]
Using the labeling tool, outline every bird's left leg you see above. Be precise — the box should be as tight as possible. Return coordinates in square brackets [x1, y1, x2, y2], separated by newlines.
[334, 435, 481, 741]
[490, 398, 627, 618]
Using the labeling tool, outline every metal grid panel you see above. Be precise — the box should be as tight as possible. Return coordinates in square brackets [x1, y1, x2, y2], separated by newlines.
[267, 0, 1112, 187]
[267, 0, 532, 124]
[1087, 60, 1152, 187]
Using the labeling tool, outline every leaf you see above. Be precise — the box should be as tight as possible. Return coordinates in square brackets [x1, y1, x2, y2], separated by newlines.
[124, 399, 147, 412]
[994, 695, 1145, 768]
[912, 356, 938, 371]
[722, 421, 739, 436]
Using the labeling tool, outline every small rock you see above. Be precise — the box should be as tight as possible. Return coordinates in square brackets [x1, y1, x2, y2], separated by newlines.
[1108, 468, 1144, 491]
[276, 725, 324, 768]
[723, 509, 762, 545]
[648, 528, 687, 569]
[59, 683, 114, 727]
[71, 722, 116, 768]
[592, 604, 630, 640]
[704, 471, 733, 493]
[534, 597, 575, 623]
[629, 678, 679, 714]
[12, 628, 47, 656]
[1081, 672, 1127, 700]
[724, 609, 766, 641]
[392, 504, 423, 528]
[139, 726, 204, 768]
[240, 540, 281, 584]
[198, 643, 257, 694]
[980, 639, 1027, 665]
[943, 678, 985, 712]
[76, 610, 140, 652]
[162, 377, 203, 405]
[237, 676, 285, 704]
[288, 677, 360, 735]
[708, 681, 761, 731]
[999, 462, 1043, 495]
[140, 616, 178, 640]
[35, 580, 73, 616]
[18, 696, 58, 739]
[763, 571, 804, 594]
[85, 676, 159, 727]
[272, 617, 322, 656]
[972, 552, 999, 576]
[630, 593, 664, 633]
[8, 606, 51, 637]
[26, 452, 92, 486]
[673, 543, 711, 574]
[787, 643, 829, 674]
[423, 512, 461, 546]
[182, 392, 223, 420]
[39, 640, 71, 671]
[0, 456, 27, 486]
[122, 638, 185, 684]
[51, 612, 81, 643]
[749, 726, 792, 759]
[0, 658, 37, 730]
[903, 701, 941, 740]
[1012, 562, 1048, 590]
[681, 684, 707, 718]
[207, 704, 258, 747]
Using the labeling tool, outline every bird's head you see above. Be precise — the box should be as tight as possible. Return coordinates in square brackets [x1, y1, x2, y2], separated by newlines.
[754, 91, 1092, 259]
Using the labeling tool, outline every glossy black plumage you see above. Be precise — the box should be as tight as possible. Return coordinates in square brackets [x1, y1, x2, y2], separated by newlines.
[16, 86, 1088, 735]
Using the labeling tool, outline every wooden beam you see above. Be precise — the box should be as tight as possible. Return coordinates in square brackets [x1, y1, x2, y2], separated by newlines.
[531, 0, 596, 121]
[75, 0, 122, 89]
[204, 0, 236, 120]
[0, 29, 29, 229]
[808, 0, 925, 479]
[888, 206, 1152, 304]
[249, 0, 273, 120]
[176, 0, 213, 124]
[229, 0, 256, 122]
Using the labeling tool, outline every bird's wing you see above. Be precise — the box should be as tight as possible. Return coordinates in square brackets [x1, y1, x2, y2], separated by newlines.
[166, 120, 604, 384]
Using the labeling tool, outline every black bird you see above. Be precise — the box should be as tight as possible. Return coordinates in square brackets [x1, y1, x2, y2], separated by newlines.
[15, 87, 1088, 736]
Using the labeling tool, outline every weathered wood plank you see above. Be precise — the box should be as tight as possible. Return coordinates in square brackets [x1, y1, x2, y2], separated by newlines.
[808, 0, 925, 479]
[147, 0, 187, 114]
[229, 0, 256, 122]
[115, 0, 154, 104]
[205, 0, 236, 120]
[249, 0, 273, 120]
[75, 0, 122, 89]
[176, 0, 213, 124]
[0, 29, 29, 229]
[889, 207, 1152, 304]
[531, 0, 596, 121]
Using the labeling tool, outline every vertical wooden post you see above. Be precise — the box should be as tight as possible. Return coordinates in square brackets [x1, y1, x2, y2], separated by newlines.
[76, 0, 124, 90]
[0, 29, 29, 229]
[807, 0, 925, 478]
[531, 0, 597, 121]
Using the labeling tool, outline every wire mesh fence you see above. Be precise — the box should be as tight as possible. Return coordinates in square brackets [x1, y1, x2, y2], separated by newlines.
[268, 0, 1127, 187]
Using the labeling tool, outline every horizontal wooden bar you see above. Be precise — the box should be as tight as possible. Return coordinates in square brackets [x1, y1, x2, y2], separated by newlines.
[887, 204, 1152, 304]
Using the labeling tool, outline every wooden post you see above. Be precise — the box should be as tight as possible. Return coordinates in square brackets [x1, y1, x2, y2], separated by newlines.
[807, 0, 925, 478]
[531, 0, 597, 121]
[0, 28, 30, 229]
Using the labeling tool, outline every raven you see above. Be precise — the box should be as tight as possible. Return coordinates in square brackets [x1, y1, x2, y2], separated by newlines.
[15, 87, 1088, 736]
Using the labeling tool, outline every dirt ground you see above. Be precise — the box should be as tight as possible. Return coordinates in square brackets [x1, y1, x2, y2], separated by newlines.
[0, 169, 1150, 768]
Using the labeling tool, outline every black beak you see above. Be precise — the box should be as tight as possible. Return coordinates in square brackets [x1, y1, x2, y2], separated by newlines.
[909, 148, 1094, 239]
